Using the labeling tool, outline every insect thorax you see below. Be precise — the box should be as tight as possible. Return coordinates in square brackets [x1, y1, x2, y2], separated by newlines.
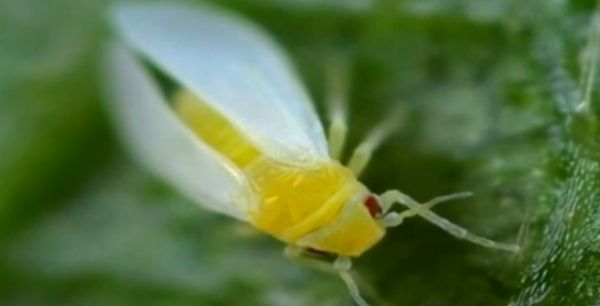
[174, 89, 385, 256]
[245, 158, 385, 256]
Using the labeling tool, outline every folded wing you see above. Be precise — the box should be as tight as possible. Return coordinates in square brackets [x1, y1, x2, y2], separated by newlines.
[103, 42, 253, 221]
[111, 3, 329, 165]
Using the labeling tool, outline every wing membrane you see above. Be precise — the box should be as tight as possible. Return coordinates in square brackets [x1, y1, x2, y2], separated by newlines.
[103, 42, 253, 220]
[112, 3, 329, 164]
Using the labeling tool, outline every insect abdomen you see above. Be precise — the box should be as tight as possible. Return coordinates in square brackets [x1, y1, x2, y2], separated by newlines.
[174, 90, 260, 167]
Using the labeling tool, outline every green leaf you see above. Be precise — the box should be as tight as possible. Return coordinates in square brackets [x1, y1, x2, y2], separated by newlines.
[2, 0, 600, 305]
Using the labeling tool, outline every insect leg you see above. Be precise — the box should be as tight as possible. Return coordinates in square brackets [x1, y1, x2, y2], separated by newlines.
[326, 58, 350, 161]
[334, 256, 371, 306]
[379, 190, 521, 253]
[284, 246, 371, 306]
[347, 108, 401, 177]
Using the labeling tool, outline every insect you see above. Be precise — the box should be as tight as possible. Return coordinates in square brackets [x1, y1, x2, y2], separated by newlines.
[104, 3, 520, 305]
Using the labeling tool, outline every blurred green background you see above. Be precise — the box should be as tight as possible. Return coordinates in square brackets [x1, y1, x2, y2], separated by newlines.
[2, 0, 600, 305]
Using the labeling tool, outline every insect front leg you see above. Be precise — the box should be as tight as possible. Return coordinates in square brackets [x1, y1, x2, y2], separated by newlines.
[325, 58, 350, 161]
[379, 190, 521, 253]
[334, 256, 370, 306]
[323, 56, 401, 175]
[283, 245, 371, 306]
[347, 107, 401, 177]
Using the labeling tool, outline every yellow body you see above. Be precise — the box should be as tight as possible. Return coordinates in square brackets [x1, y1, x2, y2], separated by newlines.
[174, 91, 385, 257]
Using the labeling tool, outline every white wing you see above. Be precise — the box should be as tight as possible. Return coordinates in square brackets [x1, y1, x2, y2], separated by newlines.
[111, 2, 329, 165]
[103, 42, 254, 221]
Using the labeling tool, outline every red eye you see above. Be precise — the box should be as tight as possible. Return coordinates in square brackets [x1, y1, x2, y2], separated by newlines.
[364, 195, 382, 218]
